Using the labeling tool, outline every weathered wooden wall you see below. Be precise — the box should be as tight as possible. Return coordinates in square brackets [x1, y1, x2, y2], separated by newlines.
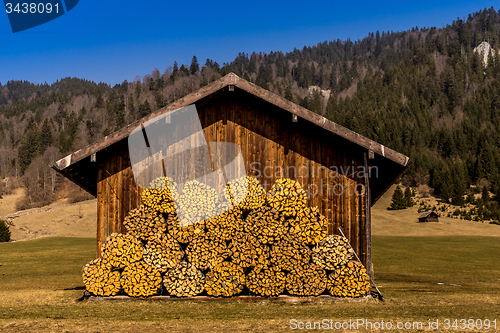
[96, 87, 369, 265]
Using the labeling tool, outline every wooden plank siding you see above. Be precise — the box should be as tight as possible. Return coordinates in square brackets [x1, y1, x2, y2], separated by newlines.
[95, 88, 368, 265]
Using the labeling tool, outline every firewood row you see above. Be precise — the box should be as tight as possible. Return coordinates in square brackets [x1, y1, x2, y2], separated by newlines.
[178, 180, 219, 220]
[244, 205, 287, 244]
[246, 264, 286, 297]
[227, 232, 269, 268]
[143, 233, 184, 273]
[186, 231, 228, 270]
[327, 261, 370, 298]
[82, 258, 121, 297]
[270, 233, 311, 271]
[285, 263, 327, 296]
[121, 261, 162, 297]
[205, 204, 243, 241]
[289, 206, 328, 245]
[163, 262, 205, 297]
[204, 261, 245, 297]
[225, 176, 266, 211]
[141, 176, 178, 214]
[101, 233, 144, 269]
[312, 235, 354, 270]
[84, 176, 373, 299]
[166, 212, 205, 244]
[267, 178, 307, 217]
[123, 205, 166, 241]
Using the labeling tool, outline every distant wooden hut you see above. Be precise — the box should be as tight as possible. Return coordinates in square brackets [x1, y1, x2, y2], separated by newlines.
[418, 211, 439, 222]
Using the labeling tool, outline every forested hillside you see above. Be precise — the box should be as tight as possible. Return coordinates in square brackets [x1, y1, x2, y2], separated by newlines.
[1, 7, 500, 221]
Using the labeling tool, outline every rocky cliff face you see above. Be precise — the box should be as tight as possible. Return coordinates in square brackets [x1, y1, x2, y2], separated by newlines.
[473, 41, 497, 67]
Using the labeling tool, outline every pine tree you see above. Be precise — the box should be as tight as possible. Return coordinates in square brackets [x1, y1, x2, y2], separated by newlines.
[94, 93, 104, 108]
[190, 56, 199, 74]
[18, 117, 40, 174]
[180, 64, 190, 76]
[404, 187, 415, 207]
[482, 185, 490, 204]
[171, 61, 179, 82]
[390, 185, 407, 210]
[38, 118, 53, 154]
[0, 219, 10, 242]
[284, 85, 293, 102]
[135, 82, 142, 100]
[138, 100, 152, 118]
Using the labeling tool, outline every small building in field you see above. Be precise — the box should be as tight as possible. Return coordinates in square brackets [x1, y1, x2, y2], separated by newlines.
[417, 211, 439, 222]
[52, 73, 410, 278]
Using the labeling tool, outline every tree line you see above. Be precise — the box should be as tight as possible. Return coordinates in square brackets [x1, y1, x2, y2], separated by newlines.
[0, 7, 500, 218]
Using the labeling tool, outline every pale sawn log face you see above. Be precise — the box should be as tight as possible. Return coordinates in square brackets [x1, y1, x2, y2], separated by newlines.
[163, 262, 205, 297]
[327, 261, 371, 298]
[312, 235, 354, 270]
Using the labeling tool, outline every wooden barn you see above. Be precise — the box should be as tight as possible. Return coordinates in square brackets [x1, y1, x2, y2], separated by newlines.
[52, 73, 410, 278]
[418, 211, 439, 222]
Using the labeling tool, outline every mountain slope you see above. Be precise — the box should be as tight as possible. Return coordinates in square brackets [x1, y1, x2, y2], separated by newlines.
[1, 7, 500, 220]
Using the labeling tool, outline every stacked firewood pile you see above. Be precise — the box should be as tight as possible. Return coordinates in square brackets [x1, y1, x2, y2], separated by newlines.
[82, 177, 371, 299]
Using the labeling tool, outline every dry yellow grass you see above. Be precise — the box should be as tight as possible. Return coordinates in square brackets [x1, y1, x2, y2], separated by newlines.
[0, 189, 96, 241]
[372, 185, 500, 237]
[1, 236, 499, 333]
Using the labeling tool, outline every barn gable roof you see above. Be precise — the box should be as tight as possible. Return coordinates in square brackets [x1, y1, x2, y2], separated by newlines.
[417, 211, 438, 219]
[52, 73, 411, 203]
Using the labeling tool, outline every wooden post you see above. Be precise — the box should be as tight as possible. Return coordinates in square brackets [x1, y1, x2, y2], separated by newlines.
[364, 152, 374, 281]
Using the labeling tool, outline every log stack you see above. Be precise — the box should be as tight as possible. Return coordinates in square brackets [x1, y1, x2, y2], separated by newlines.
[270, 233, 311, 271]
[205, 204, 243, 241]
[186, 231, 228, 270]
[83, 176, 373, 299]
[101, 233, 144, 268]
[82, 258, 121, 297]
[312, 235, 354, 270]
[141, 176, 178, 214]
[121, 261, 162, 297]
[227, 232, 269, 268]
[225, 176, 266, 211]
[285, 263, 327, 296]
[327, 261, 371, 298]
[289, 206, 328, 245]
[163, 262, 205, 297]
[246, 264, 286, 297]
[205, 261, 245, 297]
[267, 178, 307, 217]
[143, 233, 184, 273]
[244, 205, 287, 245]
[124, 205, 166, 241]
[178, 180, 219, 220]
[166, 212, 205, 244]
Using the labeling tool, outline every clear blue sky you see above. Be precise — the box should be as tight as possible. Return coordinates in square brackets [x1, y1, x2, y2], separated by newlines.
[0, 1, 497, 86]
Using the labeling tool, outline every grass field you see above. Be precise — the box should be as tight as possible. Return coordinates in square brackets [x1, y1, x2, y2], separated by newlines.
[1, 237, 499, 332]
